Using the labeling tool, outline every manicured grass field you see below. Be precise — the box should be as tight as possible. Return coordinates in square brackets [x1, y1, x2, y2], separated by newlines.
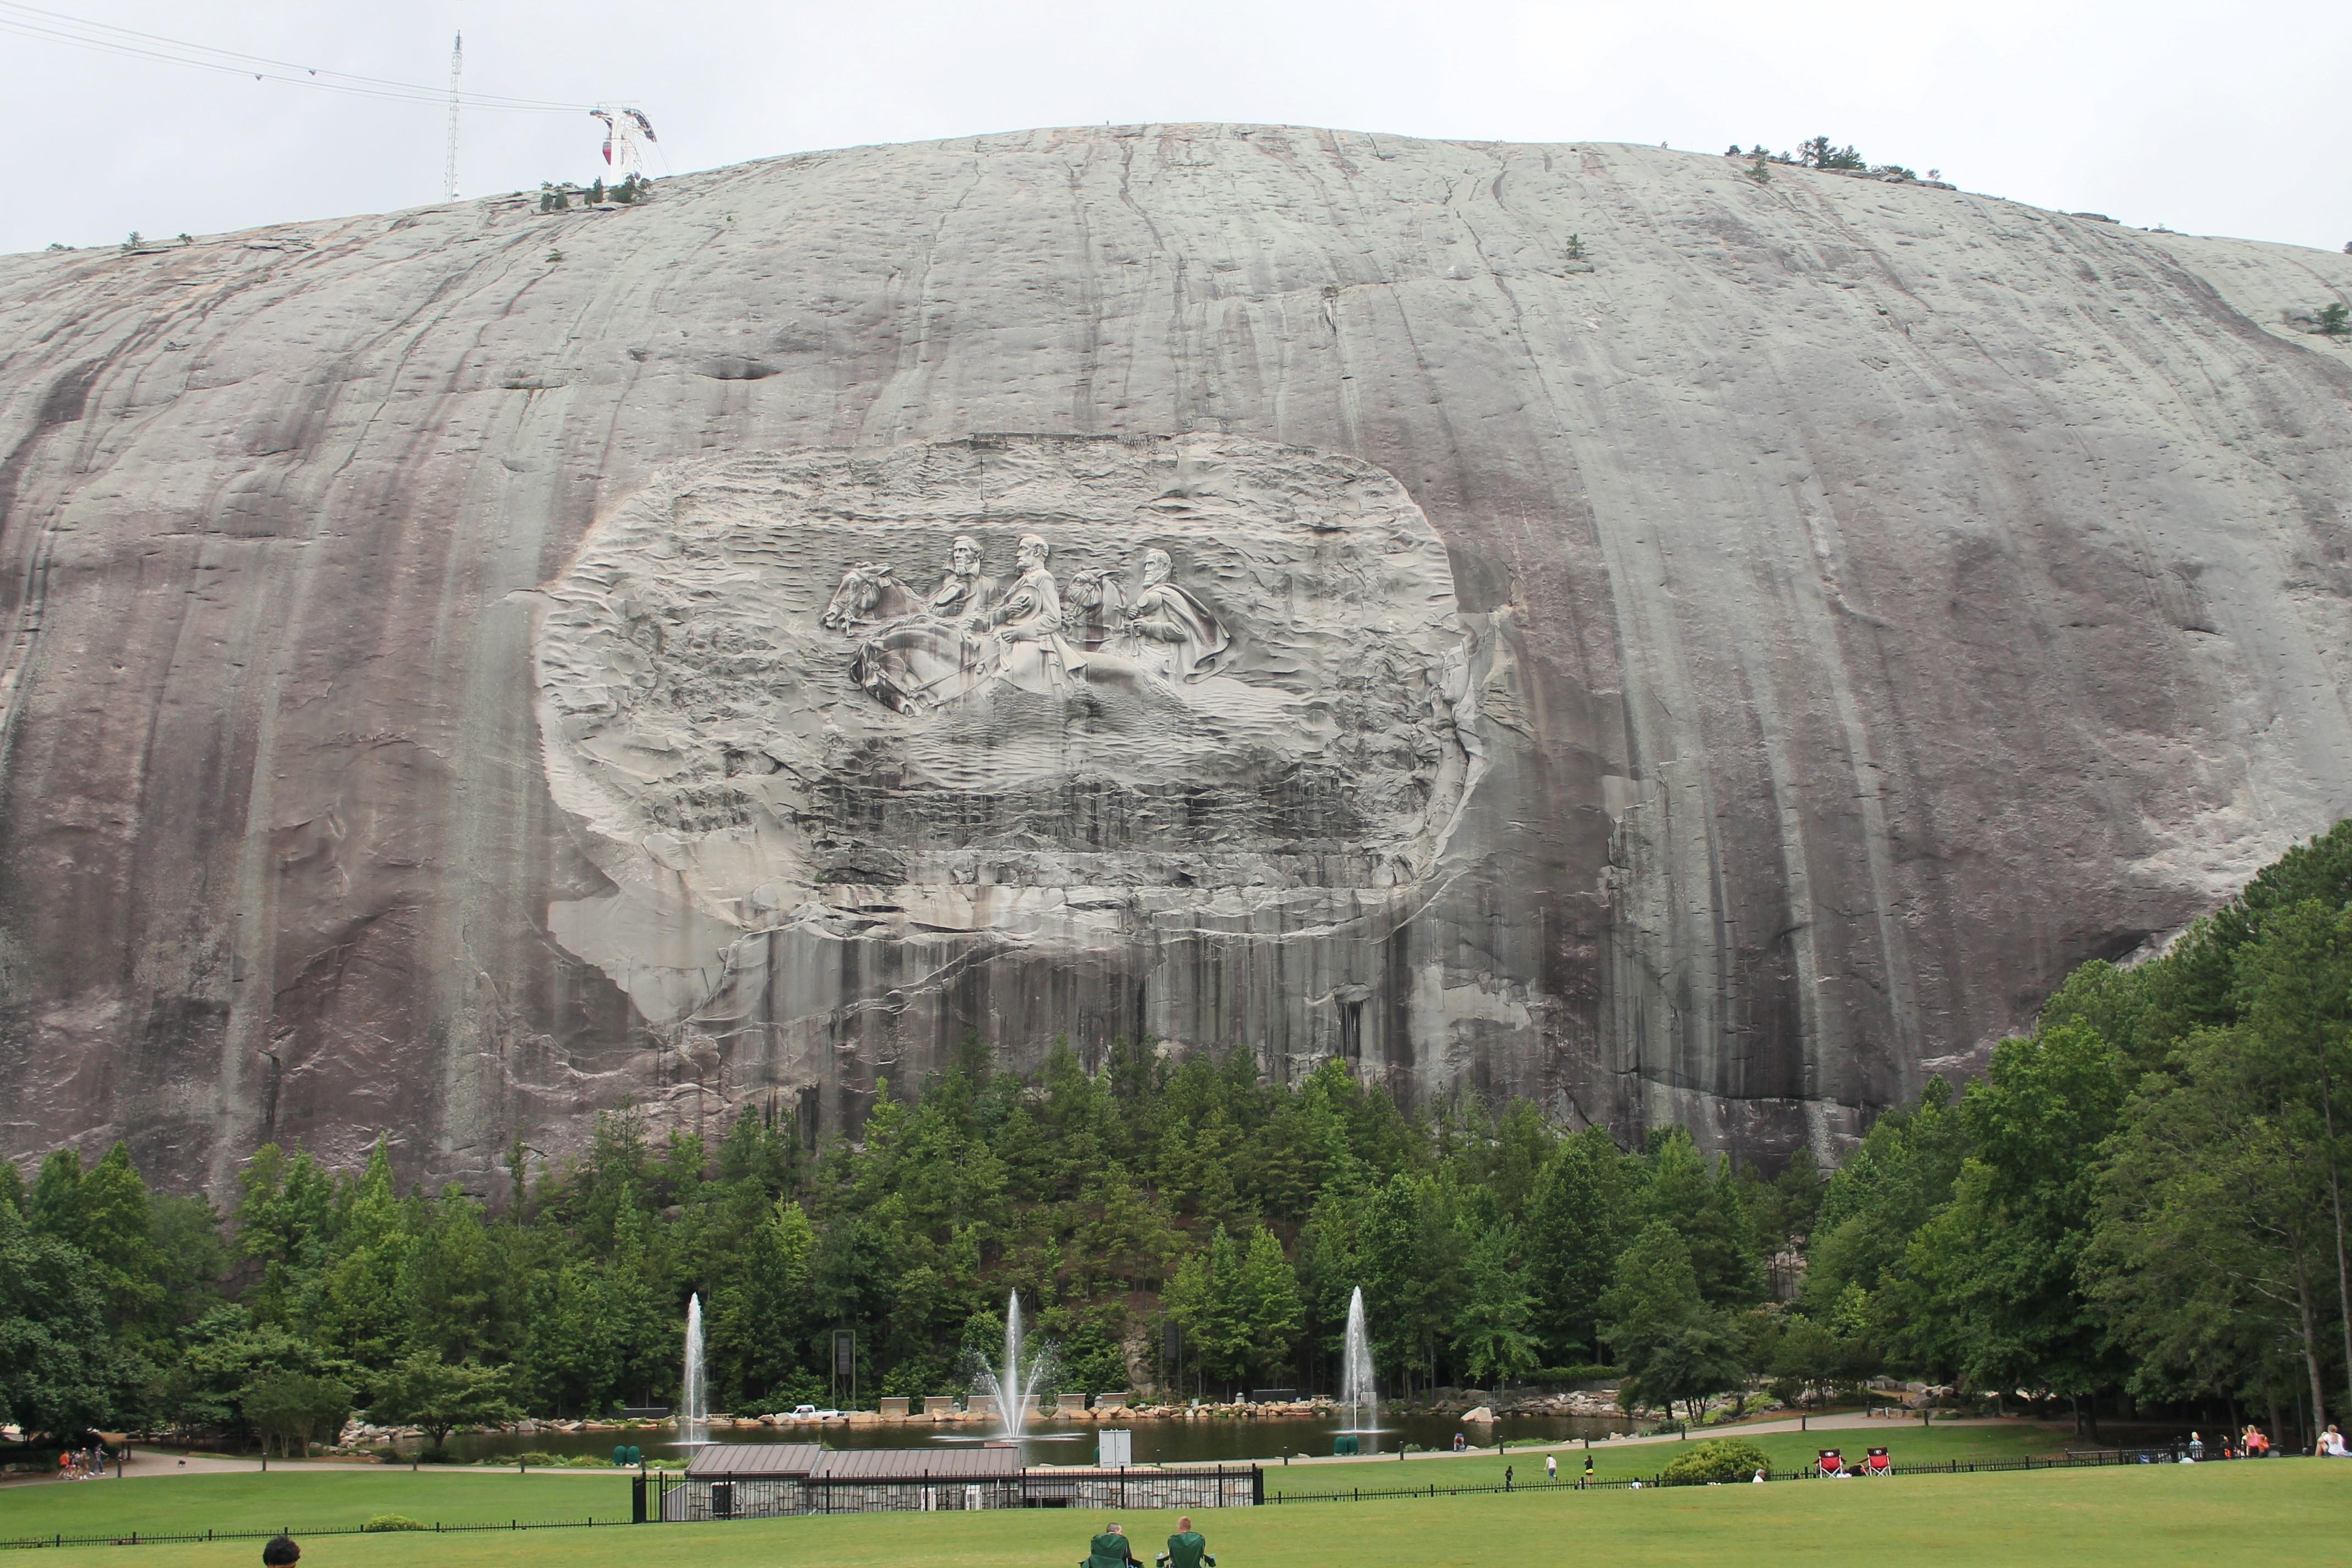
[0, 1425, 2089, 1541]
[1, 1469, 635, 1542]
[2, 1461, 2341, 1568]
[9, 1457, 2342, 1568]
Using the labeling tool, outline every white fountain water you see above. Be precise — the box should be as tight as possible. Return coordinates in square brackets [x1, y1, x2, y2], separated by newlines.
[679, 1292, 709, 1445]
[1340, 1286, 1379, 1432]
[968, 1289, 1057, 1449]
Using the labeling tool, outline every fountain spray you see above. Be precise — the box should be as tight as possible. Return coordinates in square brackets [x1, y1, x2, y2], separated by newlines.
[969, 1289, 1058, 1452]
[1341, 1286, 1379, 1432]
[680, 1292, 709, 1445]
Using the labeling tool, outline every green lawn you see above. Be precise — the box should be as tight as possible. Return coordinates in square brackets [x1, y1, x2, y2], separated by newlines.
[1265, 1420, 2067, 1495]
[0, 1425, 2080, 1540]
[2, 1462, 2340, 1568]
[1, 1469, 636, 1542]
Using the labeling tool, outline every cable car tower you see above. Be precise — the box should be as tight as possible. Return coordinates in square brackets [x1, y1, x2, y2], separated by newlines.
[590, 106, 658, 183]
[443, 32, 462, 201]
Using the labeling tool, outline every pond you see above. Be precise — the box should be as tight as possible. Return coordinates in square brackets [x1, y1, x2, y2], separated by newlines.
[438, 1410, 1651, 1467]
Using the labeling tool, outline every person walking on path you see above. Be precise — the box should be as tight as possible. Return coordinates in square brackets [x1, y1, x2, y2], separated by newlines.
[1162, 1517, 1215, 1568]
[1546, 1453, 1558, 1483]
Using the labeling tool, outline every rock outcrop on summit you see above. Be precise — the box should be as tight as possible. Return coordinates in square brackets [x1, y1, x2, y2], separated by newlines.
[2, 126, 2348, 1195]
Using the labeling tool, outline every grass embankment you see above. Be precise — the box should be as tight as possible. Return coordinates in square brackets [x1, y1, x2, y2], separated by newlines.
[1264, 1421, 2060, 1495]
[4, 1463, 2340, 1568]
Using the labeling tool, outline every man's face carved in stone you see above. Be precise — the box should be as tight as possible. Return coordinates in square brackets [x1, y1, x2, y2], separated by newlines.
[1017, 536, 1048, 572]
[1141, 548, 1171, 587]
[951, 537, 980, 576]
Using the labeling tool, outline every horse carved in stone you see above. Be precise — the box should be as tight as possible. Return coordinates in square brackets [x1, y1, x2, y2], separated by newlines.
[819, 562, 928, 632]
[820, 562, 978, 714]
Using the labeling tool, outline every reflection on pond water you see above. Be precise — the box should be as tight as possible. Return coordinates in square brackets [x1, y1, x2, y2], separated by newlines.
[441, 1411, 1649, 1467]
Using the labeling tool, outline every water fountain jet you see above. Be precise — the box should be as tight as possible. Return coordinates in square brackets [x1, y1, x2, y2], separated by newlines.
[967, 1289, 1057, 1452]
[678, 1292, 710, 1446]
[1340, 1286, 1379, 1433]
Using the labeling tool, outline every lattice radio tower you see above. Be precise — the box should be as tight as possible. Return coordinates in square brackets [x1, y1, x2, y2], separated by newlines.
[442, 31, 462, 201]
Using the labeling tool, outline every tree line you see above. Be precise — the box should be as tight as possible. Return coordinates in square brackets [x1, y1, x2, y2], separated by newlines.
[4, 822, 2348, 1452]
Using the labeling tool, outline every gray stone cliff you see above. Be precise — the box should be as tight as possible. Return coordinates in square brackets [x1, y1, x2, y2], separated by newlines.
[2, 126, 2348, 1195]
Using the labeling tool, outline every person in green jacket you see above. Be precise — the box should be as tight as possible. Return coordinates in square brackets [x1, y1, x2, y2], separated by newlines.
[1087, 1522, 1141, 1568]
[1162, 1516, 1216, 1568]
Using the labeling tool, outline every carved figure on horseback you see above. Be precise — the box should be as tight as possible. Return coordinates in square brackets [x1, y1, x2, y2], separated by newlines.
[821, 535, 1228, 715]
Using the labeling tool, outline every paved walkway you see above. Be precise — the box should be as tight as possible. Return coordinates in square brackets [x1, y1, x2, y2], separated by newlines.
[1245, 1413, 2043, 1469]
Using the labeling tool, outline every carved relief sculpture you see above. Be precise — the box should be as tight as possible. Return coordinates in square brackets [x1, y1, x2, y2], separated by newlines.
[963, 533, 1089, 693]
[1114, 547, 1229, 684]
[531, 434, 1501, 1085]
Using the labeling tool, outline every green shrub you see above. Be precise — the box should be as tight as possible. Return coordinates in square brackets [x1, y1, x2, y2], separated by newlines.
[1529, 1364, 1620, 1384]
[2318, 303, 2350, 338]
[363, 1515, 426, 1532]
[1657, 1438, 1770, 1486]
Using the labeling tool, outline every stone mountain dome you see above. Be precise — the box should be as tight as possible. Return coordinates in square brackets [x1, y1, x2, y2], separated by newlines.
[2, 124, 2348, 1194]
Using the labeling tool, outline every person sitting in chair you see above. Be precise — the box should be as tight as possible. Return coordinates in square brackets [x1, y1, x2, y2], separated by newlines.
[1086, 1521, 1141, 1568]
[1159, 1516, 1215, 1568]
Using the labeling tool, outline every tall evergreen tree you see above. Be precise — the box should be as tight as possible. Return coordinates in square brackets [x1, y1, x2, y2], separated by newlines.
[1597, 1221, 1745, 1419]
[1523, 1127, 1635, 1362]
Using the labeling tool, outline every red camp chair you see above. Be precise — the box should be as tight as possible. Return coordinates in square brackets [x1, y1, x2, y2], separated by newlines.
[1865, 1448, 1891, 1476]
[1817, 1450, 1844, 1477]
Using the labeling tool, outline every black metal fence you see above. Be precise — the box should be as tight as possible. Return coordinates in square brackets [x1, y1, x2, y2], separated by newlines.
[1012, 1467, 1261, 1512]
[4, 1518, 638, 1550]
[652, 1466, 1263, 1518]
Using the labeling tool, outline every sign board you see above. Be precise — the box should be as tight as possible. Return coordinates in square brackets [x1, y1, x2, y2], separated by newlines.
[1098, 1429, 1134, 1468]
[831, 1329, 857, 1408]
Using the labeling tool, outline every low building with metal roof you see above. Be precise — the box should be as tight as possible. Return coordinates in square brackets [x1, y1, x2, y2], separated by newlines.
[686, 1444, 823, 1478]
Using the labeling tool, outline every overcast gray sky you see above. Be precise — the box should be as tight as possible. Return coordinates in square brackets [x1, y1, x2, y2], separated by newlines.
[6, 0, 2346, 257]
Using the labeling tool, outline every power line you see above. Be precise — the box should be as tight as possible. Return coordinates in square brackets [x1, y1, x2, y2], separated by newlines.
[0, 1, 608, 113]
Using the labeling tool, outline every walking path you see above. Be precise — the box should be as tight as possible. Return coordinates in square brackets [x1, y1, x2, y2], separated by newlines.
[1240, 1413, 2038, 1469]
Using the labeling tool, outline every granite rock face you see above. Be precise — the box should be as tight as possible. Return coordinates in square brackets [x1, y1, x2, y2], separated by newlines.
[2, 127, 2349, 1195]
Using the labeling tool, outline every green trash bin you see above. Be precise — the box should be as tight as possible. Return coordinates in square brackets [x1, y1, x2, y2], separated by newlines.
[1335, 1435, 1360, 1456]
